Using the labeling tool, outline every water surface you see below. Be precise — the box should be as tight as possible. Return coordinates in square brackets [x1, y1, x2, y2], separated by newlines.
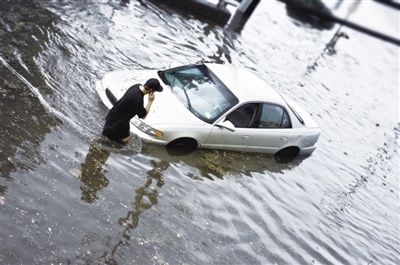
[0, 1, 399, 264]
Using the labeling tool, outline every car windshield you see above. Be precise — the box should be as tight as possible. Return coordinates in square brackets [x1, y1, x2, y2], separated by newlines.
[158, 64, 238, 123]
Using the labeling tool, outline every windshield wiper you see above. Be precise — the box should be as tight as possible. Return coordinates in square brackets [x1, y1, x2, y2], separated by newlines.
[181, 85, 192, 111]
[169, 71, 177, 93]
[172, 72, 192, 111]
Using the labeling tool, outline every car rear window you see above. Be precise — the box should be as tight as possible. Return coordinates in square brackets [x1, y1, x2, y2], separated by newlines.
[258, 103, 291, 128]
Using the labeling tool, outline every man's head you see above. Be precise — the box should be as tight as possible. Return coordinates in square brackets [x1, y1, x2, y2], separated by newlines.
[144, 78, 163, 92]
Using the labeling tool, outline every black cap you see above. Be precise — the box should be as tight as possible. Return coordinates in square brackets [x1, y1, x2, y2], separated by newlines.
[145, 78, 163, 92]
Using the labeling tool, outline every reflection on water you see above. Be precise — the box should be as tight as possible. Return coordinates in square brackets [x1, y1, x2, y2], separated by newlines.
[279, 0, 335, 30]
[306, 28, 349, 73]
[79, 137, 143, 203]
[101, 159, 168, 264]
[201, 25, 236, 64]
[80, 140, 111, 203]
[76, 137, 305, 263]
[79, 138, 304, 203]
[306, 0, 359, 73]
[143, 143, 307, 180]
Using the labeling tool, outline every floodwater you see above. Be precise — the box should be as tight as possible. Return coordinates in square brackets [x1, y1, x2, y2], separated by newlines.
[0, 0, 399, 264]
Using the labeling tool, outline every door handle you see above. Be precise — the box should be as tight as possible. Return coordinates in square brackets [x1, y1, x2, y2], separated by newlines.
[279, 136, 288, 141]
[241, 135, 250, 140]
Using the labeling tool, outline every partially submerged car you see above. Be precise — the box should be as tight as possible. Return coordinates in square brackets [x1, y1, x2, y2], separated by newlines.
[96, 64, 320, 158]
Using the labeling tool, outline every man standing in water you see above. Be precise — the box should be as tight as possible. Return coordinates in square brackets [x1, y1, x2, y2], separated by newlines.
[102, 78, 163, 144]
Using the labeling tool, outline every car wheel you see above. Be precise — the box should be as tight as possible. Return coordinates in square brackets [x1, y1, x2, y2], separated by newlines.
[274, 146, 300, 163]
[166, 138, 198, 156]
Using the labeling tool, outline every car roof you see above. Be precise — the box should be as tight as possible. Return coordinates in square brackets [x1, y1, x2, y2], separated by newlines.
[205, 63, 286, 106]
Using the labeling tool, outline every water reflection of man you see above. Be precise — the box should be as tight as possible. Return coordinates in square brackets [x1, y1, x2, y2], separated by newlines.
[80, 140, 111, 203]
[100, 159, 169, 263]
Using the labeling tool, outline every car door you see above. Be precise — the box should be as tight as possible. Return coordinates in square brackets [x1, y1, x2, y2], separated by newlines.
[246, 103, 297, 153]
[204, 103, 259, 151]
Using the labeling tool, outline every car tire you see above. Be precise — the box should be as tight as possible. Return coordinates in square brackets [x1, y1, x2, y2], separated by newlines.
[166, 138, 198, 156]
[274, 146, 300, 163]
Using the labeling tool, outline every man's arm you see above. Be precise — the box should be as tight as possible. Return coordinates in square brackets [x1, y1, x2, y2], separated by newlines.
[143, 91, 155, 119]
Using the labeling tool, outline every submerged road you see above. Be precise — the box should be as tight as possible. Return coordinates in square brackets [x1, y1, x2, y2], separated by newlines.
[0, 0, 399, 264]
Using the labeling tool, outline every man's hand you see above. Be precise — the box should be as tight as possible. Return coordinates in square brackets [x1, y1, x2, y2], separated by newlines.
[148, 91, 155, 102]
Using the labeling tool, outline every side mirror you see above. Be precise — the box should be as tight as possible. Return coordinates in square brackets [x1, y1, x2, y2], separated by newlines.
[216, 120, 235, 132]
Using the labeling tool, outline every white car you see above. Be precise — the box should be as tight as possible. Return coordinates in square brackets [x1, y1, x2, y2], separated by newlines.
[96, 63, 320, 159]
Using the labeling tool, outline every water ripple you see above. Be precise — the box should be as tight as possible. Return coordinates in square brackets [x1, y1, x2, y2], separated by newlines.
[1, 1, 399, 264]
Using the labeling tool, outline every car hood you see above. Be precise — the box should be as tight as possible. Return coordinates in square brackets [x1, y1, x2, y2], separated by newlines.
[145, 83, 205, 127]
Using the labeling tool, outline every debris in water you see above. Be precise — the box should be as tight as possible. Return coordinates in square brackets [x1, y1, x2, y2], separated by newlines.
[0, 196, 5, 205]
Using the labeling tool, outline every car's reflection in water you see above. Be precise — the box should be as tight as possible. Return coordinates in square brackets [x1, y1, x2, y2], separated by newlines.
[78, 136, 309, 263]
[80, 135, 309, 204]
[278, 0, 335, 30]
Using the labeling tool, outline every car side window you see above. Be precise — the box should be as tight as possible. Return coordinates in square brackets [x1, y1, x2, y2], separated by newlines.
[225, 103, 258, 128]
[258, 103, 291, 128]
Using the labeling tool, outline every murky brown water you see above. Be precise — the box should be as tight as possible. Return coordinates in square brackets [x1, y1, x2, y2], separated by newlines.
[1, 1, 399, 264]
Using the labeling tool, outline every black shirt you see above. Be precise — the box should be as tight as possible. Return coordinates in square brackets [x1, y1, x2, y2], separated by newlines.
[102, 84, 147, 141]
